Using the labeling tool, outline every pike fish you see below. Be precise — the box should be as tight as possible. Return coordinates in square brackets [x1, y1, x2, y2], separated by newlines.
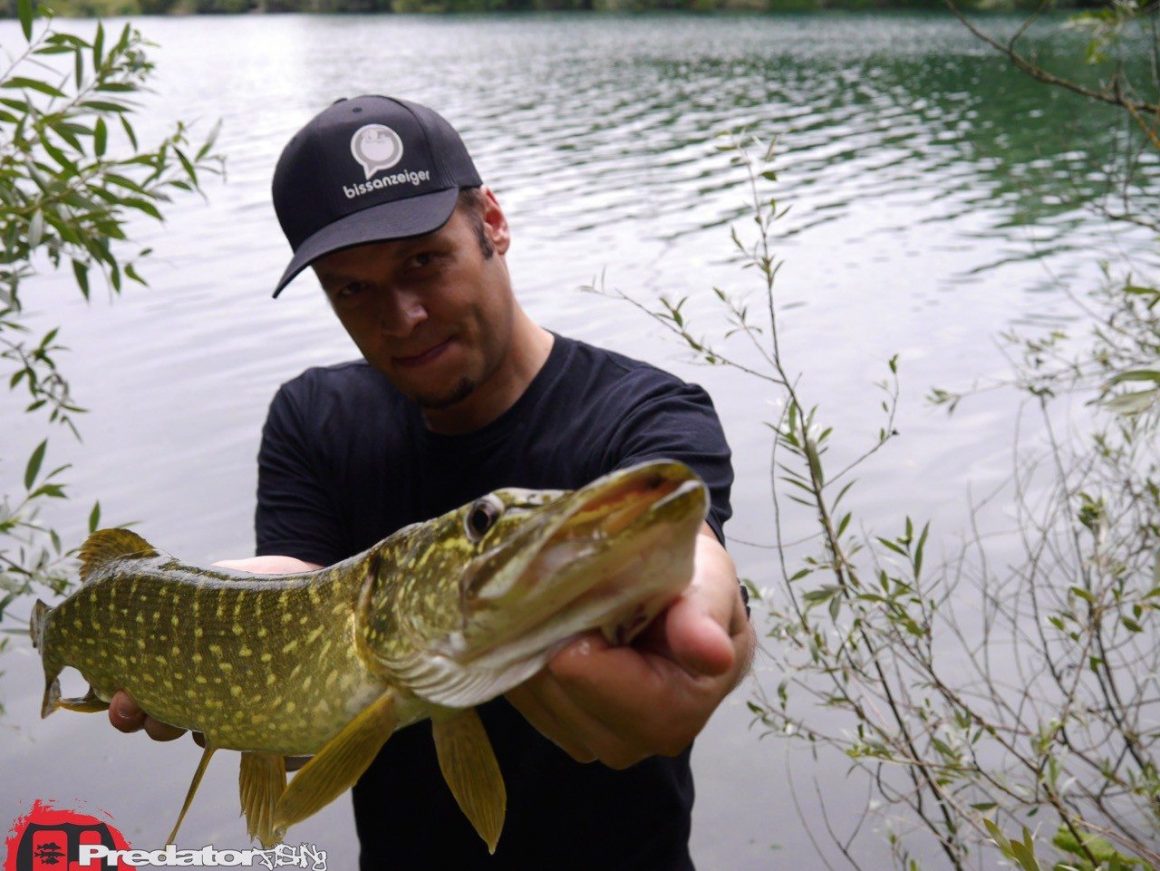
[30, 459, 708, 853]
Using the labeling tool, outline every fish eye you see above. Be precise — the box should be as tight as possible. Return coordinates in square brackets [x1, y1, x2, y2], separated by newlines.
[465, 495, 504, 543]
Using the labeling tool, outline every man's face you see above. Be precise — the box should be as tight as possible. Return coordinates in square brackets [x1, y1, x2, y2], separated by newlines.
[312, 192, 514, 412]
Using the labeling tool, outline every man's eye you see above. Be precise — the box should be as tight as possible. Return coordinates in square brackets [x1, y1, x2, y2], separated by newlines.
[410, 253, 434, 269]
[334, 282, 369, 300]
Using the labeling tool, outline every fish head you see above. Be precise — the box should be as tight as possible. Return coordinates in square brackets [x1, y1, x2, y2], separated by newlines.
[357, 459, 709, 707]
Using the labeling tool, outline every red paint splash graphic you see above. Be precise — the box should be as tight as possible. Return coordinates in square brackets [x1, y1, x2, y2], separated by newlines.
[4, 800, 132, 871]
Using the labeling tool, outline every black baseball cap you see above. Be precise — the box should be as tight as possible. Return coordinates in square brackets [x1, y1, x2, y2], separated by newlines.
[271, 95, 482, 297]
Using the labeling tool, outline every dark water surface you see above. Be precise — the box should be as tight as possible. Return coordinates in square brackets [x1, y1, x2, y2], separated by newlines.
[1, 12, 1152, 869]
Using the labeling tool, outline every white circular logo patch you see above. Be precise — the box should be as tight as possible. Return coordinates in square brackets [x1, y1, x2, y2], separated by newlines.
[350, 124, 404, 180]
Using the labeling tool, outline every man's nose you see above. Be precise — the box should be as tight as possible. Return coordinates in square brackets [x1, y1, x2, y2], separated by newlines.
[376, 287, 427, 337]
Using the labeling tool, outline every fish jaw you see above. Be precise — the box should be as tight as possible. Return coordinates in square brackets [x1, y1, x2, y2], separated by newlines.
[360, 460, 709, 709]
[454, 471, 707, 673]
[461, 463, 707, 646]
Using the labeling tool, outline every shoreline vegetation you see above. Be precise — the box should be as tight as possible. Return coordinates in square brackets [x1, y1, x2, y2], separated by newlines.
[0, 0, 1106, 20]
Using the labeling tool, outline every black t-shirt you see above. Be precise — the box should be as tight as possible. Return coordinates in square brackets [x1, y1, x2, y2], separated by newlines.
[255, 333, 733, 870]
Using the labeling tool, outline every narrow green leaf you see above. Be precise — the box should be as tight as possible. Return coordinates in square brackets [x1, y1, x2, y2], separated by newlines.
[24, 439, 48, 490]
[174, 146, 197, 185]
[1070, 586, 1096, 605]
[877, 537, 908, 557]
[18, 0, 35, 41]
[80, 100, 130, 114]
[104, 172, 145, 193]
[802, 586, 841, 605]
[122, 198, 163, 220]
[88, 500, 101, 534]
[2, 77, 65, 98]
[836, 512, 851, 538]
[124, 262, 146, 286]
[120, 114, 138, 150]
[94, 118, 107, 157]
[1108, 369, 1160, 385]
[195, 118, 222, 161]
[914, 522, 929, 579]
[93, 22, 105, 71]
[71, 259, 90, 299]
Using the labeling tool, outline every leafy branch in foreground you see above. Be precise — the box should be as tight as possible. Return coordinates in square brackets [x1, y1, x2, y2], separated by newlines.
[597, 127, 1158, 869]
[0, 1, 223, 627]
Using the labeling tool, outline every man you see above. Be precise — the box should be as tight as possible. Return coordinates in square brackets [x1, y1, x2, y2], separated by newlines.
[110, 96, 754, 869]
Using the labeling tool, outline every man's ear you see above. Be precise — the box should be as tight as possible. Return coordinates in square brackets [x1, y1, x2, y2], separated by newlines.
[480, 187, 511, 255]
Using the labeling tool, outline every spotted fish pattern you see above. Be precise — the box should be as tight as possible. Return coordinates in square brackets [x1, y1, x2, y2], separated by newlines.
[30, 460, 709, 854]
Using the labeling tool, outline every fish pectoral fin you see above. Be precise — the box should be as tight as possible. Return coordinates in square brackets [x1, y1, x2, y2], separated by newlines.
[432, 708, 506, 855]
[239, 752, 287, 849]
[167, 744, 217, 846]
[272, 690, 397, 837]
[57, 685, 109, 714]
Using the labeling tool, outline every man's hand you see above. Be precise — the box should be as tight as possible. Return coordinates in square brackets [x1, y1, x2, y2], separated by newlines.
[107, 555, 322, 745]
[505, 524, 754, 769]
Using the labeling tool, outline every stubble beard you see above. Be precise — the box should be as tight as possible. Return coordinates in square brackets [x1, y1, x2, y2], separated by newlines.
[414, 375, 477, 411]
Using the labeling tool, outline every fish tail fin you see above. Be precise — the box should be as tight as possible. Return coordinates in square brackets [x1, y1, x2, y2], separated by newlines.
[30, 599, 49, 650]
[31, 600, 62, 719]
[40, 669, 61, 720]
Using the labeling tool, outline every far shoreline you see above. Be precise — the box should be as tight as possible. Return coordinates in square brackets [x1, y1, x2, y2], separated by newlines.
[2, 0, 1097, 21]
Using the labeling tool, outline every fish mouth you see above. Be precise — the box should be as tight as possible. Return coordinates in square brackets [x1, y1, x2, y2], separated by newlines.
[459, 460, 709, 661]
[520, 466, 704, 580]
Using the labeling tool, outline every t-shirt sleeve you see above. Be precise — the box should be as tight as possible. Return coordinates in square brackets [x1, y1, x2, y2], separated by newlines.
[254, 380, 347, 566]
[602, 374, 734, 543]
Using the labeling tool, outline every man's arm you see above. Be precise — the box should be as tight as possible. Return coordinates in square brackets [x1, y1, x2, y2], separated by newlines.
[505, 522, 755, 769]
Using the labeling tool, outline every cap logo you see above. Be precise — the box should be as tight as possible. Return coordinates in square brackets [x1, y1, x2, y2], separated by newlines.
[350, 124, 404, 180]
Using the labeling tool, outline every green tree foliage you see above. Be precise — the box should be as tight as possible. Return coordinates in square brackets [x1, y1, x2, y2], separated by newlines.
[0, 1, 222, 634]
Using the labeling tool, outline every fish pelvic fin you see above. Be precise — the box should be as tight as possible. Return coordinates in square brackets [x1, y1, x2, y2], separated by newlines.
[79, 528, 159, 583]
[57, 686, 109, 713]
[272, 689, 397, 838]
[239, 752, 287, 849]
[167, 744, 217, 846]
[432, 707, 506, 855]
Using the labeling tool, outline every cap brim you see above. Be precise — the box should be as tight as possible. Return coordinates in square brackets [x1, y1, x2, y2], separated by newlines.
[272, 186, 460, 297]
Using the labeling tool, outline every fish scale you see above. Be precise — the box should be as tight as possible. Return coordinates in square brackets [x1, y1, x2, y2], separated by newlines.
[41, 557, 384, 753]
[30, 459, 709, 854]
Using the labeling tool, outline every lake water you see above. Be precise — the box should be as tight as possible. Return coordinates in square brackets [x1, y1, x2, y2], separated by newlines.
[1, 11, 1152, 869]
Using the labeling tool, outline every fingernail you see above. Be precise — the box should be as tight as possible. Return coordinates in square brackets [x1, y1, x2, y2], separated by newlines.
[111, 698, 135, 723]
